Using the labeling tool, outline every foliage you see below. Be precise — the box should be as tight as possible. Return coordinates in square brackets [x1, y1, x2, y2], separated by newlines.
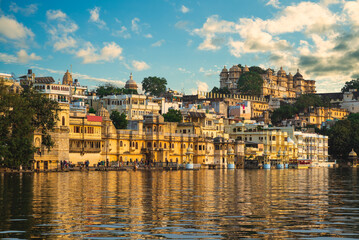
[249, 66, 266, 74]
[210, 86, 230, 95]
[142, 76, 167, 97]
[271, 94, 332, 125]
[341, 78, 359, 93]
[0, 84, 59, 168]
[110, 110, 128, 129]
[96, 84, 137, 98]
[328, 116, 359, 161]
[88, 107, 96, 114]
[163, 109, 182, 123]
[237, 72, 264, 96]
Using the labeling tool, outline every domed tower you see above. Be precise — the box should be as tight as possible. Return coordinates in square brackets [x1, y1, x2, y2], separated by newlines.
[243, 65, 249, 73]
[287, 72, 293, 90]
[62, 70, 73, 85]
[277, 67, 287, 88]
[125, 73, 138, 91]
[293, 69, 304, 89]
[348, 149, 358, 166]
[220, 66, 229, 89]
[97, 106, 110, 120]
[228, 65, 241, 89]
[266, 68, 273, 77]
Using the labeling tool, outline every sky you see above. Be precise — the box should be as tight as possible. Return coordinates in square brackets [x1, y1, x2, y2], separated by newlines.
[0, 0, 358, 93]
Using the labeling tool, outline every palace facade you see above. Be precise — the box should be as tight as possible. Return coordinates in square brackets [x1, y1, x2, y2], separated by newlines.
[220, 65, 316, 98]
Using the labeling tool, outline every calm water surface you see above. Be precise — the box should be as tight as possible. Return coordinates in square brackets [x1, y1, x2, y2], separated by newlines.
[1, 168, 359, 239]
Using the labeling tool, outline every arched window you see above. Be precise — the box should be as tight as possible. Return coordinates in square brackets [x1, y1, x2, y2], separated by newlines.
[136, 142, 138, 149]
[120, 141, 123, 147]
[62, 116, 65, 126]
[164, 143, 167, 148]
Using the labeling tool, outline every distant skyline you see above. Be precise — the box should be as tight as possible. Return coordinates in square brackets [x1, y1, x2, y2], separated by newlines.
[0, 0, 358, 93]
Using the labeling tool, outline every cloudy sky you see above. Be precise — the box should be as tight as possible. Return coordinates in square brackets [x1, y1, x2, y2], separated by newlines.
[0, 0, 358, 93]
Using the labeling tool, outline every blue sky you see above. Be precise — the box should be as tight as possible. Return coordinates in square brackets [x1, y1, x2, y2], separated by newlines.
[0, 0, 358, 93]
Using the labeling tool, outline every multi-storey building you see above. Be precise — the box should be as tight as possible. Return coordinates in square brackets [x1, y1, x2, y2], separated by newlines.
[298, 107, 349, 128]
[220, 65, 316, 98]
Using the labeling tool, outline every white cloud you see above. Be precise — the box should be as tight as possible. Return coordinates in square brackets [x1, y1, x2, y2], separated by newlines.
[178, 67, 191, 73]
[196, 81, 209, 92]
[132, 60, 150, 71]
[76, 42, 123, 64]
[181, 5, 190, 13]
[46, 9, 67, 21]
[151, 39, 165, 47]
[144, 33, 153, 38]
[89, 7, 106, 29]
[0, 52, 17, 63]
[17, 49, 41, 63]
[199, 66, 220, 77]
[344, 1, 359, 26]
[9, 2, 38, 16]
[266, 0, 280, 8]
[0, 15, 34, 40]
[0, 50, 41, 64]
[112, 26, 131, 39]
[45, 10, 78, 51]
[131, 17, 140, 33]
[53, 37, 77, 51]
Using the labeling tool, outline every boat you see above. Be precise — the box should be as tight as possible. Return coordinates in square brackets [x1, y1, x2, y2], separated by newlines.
[289, 159, 312, 169]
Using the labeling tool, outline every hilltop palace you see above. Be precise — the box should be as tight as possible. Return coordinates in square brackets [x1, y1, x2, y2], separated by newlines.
[220, 65, 316, 99]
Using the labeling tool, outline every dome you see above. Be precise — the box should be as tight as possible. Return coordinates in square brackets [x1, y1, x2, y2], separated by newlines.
[62, 70, 73, 85]
[243, 65, 249, 72]
[349, 149, 357, 158]
[277, 66, 286, 76]
[125, 73, 138, 90]
[97, 106, 110, 119]
[229, 65, 241, 72]
[288, 72, 293, 79]
[221, 66, 228, 72]
[294, 69, 303, 79]
[267, 68, 273, 74]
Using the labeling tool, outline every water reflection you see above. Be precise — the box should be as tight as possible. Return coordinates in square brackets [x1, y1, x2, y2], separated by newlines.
[1, 169, 359, 239]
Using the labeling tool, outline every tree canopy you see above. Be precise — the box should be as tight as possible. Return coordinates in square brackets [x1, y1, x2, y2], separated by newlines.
[142, 76, 167, 97]
[210, 86, 230, 95]
[249, 66, 266, 74]
[0, 84, 59, 168]
[326, 113, 359, 161]
[163, 109, 182, 123]
[110, 110, 128, 129]
[96, 84, 137, 98]
[341, 78, 359, 93]
[271, 94, 331, 125]
[237, 72, 264, 96]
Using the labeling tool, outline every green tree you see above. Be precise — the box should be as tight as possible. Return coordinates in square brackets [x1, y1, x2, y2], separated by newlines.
[110, 110, 128, 129]
[210, 86, 230, 94]
[88, 107, 96, 114]
[249, 66, 266, 74]
[96, 84, 137, 98]
[142, 76, 167, 97]
[163, 109, 182, 122]
[341, 78, 359, 93]
[237, 72, 264, 96]
[0, 84, 59, 168]
[270, 94, 332, 125]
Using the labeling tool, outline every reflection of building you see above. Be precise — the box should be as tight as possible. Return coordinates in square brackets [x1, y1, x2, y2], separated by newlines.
[220, 65, 316, 98]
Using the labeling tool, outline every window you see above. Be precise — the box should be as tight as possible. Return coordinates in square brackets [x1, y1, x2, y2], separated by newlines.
[62, 116, 65, 126]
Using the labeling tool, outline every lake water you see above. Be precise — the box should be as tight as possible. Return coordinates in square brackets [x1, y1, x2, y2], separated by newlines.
[1, 168, 359, 239]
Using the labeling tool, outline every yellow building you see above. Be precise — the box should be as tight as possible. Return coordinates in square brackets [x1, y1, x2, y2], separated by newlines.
[299, 107, 349, 128]
[68, 110, 103, 165]
[33, 103, 70, 170]
[220, 65, 316, 98]
[226, 123, 297, 163]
